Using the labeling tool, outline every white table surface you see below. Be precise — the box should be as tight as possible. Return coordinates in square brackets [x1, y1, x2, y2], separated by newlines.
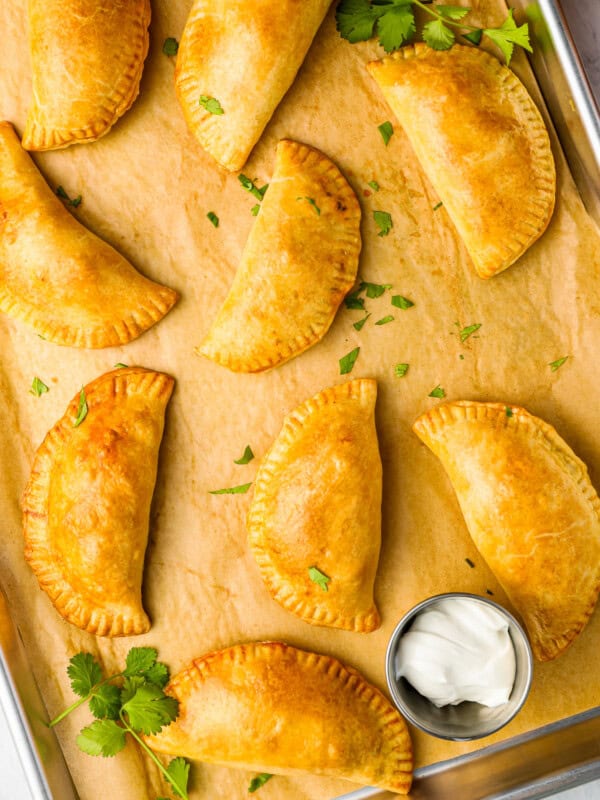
[2, 2, 600, 800]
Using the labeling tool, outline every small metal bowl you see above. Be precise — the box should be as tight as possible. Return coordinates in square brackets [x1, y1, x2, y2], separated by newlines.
[385, 592, 533, 741]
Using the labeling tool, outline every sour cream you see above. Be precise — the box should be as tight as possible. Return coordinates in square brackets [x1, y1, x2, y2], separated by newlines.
[395, 596, 516, 708]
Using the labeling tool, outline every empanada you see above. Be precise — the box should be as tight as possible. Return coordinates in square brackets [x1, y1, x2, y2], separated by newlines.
[0, 122, 177, 347]
[367, 44, 555, 279]
[22, 368, 174, 637]
[22, 0, 150, 150]
[248, 379, 382, 632]
[145, 641, 413, 794]
[175, 0, 331, 171]
[413, 401, 600, 661]
[198, 140, 361, 372]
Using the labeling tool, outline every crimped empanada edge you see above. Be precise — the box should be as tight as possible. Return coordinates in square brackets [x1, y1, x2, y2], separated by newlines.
[198, 140, 361, 372]
[367, 43, 556, 279]
[413, 400, 600, 660]
[149, 641, 413, 793]
[22, 0, 151, 150]
[22, 368, 174, 637]
[248, 379, 381, 632]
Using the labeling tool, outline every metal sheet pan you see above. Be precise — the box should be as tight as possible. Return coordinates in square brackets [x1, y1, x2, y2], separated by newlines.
[1, 1, 599, 799]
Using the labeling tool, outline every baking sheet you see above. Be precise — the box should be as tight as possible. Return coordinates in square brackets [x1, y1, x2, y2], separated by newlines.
[1, 0, 600, 798]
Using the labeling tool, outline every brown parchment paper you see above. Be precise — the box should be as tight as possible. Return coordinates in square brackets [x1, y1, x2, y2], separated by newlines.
[2, 0, 600, 798]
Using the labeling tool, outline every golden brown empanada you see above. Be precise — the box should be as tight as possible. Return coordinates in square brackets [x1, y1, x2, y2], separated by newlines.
[175, 0, 331, 171]
[248, 379, 382, 632]
[22, 368, 174, 637]
[367, 44, 555, 279]
[22, 0, 150, 150]
[198, 140, 361, 372]
[413, 401, 600, 661]
[145, 641, 413, 793]
[0, 122, 177, 347]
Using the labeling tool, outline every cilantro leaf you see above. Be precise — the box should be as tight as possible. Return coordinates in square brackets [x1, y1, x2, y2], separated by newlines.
[391, 295, 414, 309]
[199, 95, 224, 115]
[144, 662, 170, 688]
[250, 204, 261, 216]
[207, 211, 219, 227]
[436, 5, 470, 21]
[56, 185, 82, 207]
[344, 288, 366, 310]
[165, 757, 191, 799]
[249, 773, 274, 793]
[124, 647, 158, 677]
[375, 315, 394, 325]
[373, 210, 393, 236]
[459, 323, 481, 342]
[394, 363, 409, 377]
[30, 376, 49, 396]
[377, 5, 415, 52]
[209, 483, 252, 495]
[89, 685, 122, 720]
[368, 180, 380, 192]
[67, 653, 102, 698]
[505, 406, 514, 417]
[484, 10, 532, 65]
[353, 313, 371, 331]
[361, 281, 392, 298]
[339, 346, 360, 375]
[464, 28, 483, 45]
[234, 445, 254, 465]
[121, 684, 179, 735]
[120, 676, 146, 706]
[422, 19, 455, 49]
[429, 385, 446, 399]
[308, 566, 331, 592]
[114, 363, 128, 368]
[73, 388, 88, 427]
[378, 121, 394, 145]
[297, 196, 321, 215]
[162, 37, 179, 56]
[549, 356, 568, 372]
[336, 0, 383, 43]
[76, 720, 126, 757]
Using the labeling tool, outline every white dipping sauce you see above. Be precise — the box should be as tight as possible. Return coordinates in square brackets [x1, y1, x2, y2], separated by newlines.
[396, 597, 516, 708]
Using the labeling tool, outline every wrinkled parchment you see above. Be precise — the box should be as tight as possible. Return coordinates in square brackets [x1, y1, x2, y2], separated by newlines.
[1, 0, 600, 798]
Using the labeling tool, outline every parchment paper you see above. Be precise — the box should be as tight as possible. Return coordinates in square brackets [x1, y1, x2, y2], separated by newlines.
[1, 1, 600, 798]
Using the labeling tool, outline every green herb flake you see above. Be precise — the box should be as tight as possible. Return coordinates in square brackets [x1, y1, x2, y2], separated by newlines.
[433, 201, 443, 211]
[296, 196, 321, 215]
[249, 773, 273, 793]
[428, 385, 446, 399]
[199, 95, 224, 115]
[30, 376, 49, 396]
[250, 204, 261, 216]
[459, 323, 481, 343]
[549, 356, 569, 372]
[73, 388, 88, 427]
[375, 315, 394, 325]
[394, 363, 409, 378]
[391, 295, 414, 310]
[353, 313, 371, 331]
[423, 18, 456, 50]
[505, 406, 513, 418]
[162, 37, 179, 56]
[209, 483, 252, 495]
[238, 174, 269, 201]
[308, 566, 331, 592]
[207, 211, 219, 227]
[114, 363, 128, 369]
[483, 9, 532, 65]
[339, 346, 360, 375]
[368, 180, 380, 192]
[234, 445, 254, 465]
[362, 281, 392, 298]
[373, 210, 393, 237]
[378, 121, 394, 145]
[56, 185, 82, 207]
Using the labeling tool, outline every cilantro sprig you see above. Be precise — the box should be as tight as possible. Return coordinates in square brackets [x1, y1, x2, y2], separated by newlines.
[336, 1, 531, 65]
[50, 649, 189, 800]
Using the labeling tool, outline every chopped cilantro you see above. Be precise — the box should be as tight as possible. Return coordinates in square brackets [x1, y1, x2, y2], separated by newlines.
[162, 37, 179, 56]
[238, 174, 269, 201]
[549, 356, 568, 372]
[391, 295, 414, 309]
[394, 363, 409, 378]
[378, 121, 394, 145]
[249, 773, 273, 793]
[375, 315, 394, 325]
[73, 388, 88, 427]
[368, 180, 380, 192]
[209, 483, 252, 495]
[339, 346, 360, 375]
[30, 376, 49, 396]
[207, 211, 219, 227]
[297, 196, 321, 215]
[308, 566, 331, 592]
[250, 204, 261, 216]
[353, 313, 371, 331]
[234, 445, 254, 465]
[199, 95, 224, 115]
[505, 407, 513, 418]
[428, 385, 445, 399]
[56, 185, 82, 207]
[373, 210, 393, 237]
[459, 323, 481, 343]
